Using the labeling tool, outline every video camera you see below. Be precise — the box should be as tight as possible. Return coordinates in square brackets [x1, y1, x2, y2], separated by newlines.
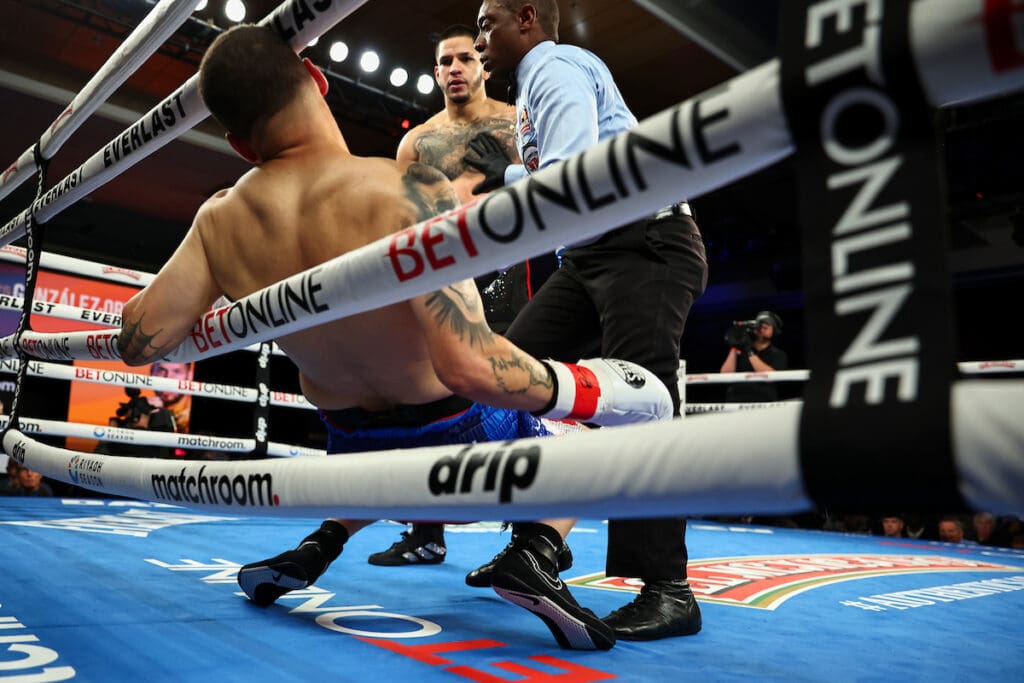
[113, 387, 153, 428]
[723, 311, 782, 348]
[723, 320, 758, 349]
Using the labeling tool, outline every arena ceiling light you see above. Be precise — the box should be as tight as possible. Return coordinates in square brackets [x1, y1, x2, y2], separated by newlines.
[224, 0, 246, 23]
[389, 68, 408, 87]
[359, 50, 380, 73]
[329, 40, 348, 63]
[416, 74, 434, 95]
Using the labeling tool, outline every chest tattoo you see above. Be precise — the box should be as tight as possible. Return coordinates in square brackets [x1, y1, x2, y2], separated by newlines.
[415, 117, 517, 180]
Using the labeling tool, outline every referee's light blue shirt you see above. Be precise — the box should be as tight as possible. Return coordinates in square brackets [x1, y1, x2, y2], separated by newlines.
[504, 41, 638, 185]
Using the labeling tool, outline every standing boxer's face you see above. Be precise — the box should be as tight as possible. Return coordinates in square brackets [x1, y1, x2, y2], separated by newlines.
[436, 36, 487, 105]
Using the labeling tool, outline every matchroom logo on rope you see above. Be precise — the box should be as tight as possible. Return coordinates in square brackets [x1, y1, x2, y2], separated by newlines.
[569, 554, 1024, 610]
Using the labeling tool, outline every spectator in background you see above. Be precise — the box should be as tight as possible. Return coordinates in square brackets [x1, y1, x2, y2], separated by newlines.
[938, 516, 970, 544]
[1004, 517, 1024, 549]
[14, 465, 53, 497]
[0, 459, 22, 495]
[148, 361, 193, 433]
[880, 514, 908, 538]
[720, 311, 788, 403]
[971, 512, 1008, 547]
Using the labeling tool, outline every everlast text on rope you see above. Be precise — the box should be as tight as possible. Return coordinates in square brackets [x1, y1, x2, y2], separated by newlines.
[102, 89, 187, 168]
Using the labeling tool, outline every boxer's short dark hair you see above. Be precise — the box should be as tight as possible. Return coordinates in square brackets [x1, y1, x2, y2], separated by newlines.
[199, 24, 308, 140]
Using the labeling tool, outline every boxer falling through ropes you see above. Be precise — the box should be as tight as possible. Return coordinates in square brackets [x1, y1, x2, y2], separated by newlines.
[116, 25, 672, 650]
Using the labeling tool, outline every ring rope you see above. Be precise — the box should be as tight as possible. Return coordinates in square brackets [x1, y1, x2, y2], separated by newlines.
[0, 0, 199, 203]
[0, 251, 284, 356]
[0, 358, 315, 410]
[0, 245, 155, 287]
[683, 360, 1024, 385]
[0, 415, 323, 458]
[2, 0, 1022, 519]
[4, 379, 1022, 519]
[0, 0, 372, 247]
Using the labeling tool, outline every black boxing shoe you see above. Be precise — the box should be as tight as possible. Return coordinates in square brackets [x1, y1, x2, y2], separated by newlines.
[489, 532, 614, 651]
[601, 579, 702, 640]
[368, 523, 446, 566]
[466, 536, 572, 587]
[238, 521, 346, 606]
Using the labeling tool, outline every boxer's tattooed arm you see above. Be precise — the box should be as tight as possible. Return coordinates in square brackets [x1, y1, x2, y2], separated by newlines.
[403, 162, 459, 219]
[424, 281, 493, 349]
[425, 284, 552, 396]
[118, 313, 171, 364]
[489, 352, 553, 395]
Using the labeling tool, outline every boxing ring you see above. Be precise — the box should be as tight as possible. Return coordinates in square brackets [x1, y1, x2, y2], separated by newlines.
[1, 0, 1023, 679]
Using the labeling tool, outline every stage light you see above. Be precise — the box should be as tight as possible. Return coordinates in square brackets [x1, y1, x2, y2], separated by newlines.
[360, 50, 380, 73]
[224, 0, 246, 22]
[307, 36, 318, 47]
[389, 68, 408, 87]
[194, 0, 208, 11]
[401, 119, 411, 130]
[329, 41, 348, 62]
[416, 74, 434, 95]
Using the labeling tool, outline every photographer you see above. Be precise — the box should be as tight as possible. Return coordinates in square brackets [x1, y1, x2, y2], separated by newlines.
[95, 388, 176, 458]
[719, 311, 788, 402]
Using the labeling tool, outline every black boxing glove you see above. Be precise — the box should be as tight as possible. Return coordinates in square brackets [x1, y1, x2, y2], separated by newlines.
[463, 132, 511, 194]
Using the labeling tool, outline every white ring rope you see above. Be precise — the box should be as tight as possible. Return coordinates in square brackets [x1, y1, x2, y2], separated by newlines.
[4, 379, 1022, 518]
[0, 358, 314, 409]
[0, 0, 372, 247]
[0, 245, 285, 356]
[0, 245, 155, 287]
[0, 0, 199, 203]
[1, 0, 1022, 519]
[683, 360, 1024, 385]
[0, 414, 322, 458]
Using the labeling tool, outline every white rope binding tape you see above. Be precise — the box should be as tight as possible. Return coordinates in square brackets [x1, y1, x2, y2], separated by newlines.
[2, 0, 1022, 519]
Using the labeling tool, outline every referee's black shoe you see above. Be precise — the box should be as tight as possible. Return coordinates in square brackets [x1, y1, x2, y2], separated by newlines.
[602, 579, 702, 640]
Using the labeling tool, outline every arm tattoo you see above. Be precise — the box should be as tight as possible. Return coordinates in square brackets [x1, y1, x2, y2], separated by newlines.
[118, 313, 170, 364]
[488, 351, 553, 395]
[402, 162, 459, 221]
[424, 282, 494, 349]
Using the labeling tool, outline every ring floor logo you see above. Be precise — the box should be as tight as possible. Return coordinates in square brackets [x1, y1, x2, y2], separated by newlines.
[569, 553, 1024, 610]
